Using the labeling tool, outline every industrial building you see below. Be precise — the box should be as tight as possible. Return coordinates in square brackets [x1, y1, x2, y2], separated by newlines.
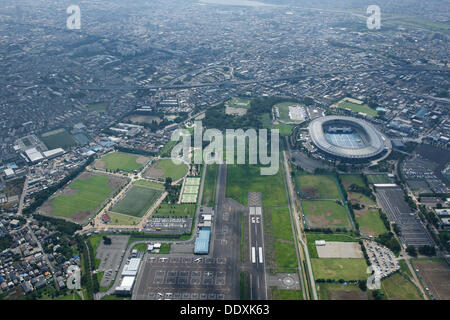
[194, 227, 211, 255]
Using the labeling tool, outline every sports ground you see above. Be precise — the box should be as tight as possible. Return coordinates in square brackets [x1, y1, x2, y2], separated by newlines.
[144, 159, 188, 181]
[274, 102, 306, 123]
[152, 204, 196, 218]
[336, 98, 378, 117]
[94, 152, 149, 172]
[40, 128, 78, 150]
[42, 172, 126, 224]
[111, 184, 164, 217]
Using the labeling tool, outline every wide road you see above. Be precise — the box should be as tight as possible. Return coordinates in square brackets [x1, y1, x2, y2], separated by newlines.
[248, 207, 267, 300]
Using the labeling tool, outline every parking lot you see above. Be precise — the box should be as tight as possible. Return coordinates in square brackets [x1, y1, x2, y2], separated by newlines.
[363, 240, 399, 282]
[376, 187, 433, 246]
[142, 217, 192, 234]
[96, 235, 129, 288]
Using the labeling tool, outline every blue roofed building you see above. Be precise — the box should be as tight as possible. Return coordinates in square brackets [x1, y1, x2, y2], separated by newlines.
[194, 227, 211, 255]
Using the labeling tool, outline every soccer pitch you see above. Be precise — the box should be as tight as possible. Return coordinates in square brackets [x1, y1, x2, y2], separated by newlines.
[97, 152, 148, 172]
[155, 159, 188, 180]
[112, 185, 163, 217]
[49, 174, 114, 219]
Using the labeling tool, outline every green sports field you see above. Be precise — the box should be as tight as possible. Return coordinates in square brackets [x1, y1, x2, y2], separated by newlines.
[366, 174, 392, 184]
[337, 100, 378, 117]
[311, 258, 368, 281]
[112, 185, 163, 217]
[228, 97, 251, 109]
[302, 200, 351, 229]
[296, 174, 340, 199]
[155, 159, 188, 180]
[49, 175, 113, 219]
[97, 152, 148, 172]
[87, 102, 108, 112]
[273, 123, 293, 135]
[40, 128, 78, 150]
[226, 164, 287, 207]
[340, 174, 366, 189]
[133, 179, 165, 190]
[271, 288, 303, 300]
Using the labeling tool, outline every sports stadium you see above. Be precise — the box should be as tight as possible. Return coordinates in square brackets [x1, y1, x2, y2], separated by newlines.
[308, 116, 391, 162]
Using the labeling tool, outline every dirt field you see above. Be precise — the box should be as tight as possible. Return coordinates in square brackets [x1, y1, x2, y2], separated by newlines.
[414, 260, 450, 300]
[316, 242, 363, 258]
[143, 160, 164, 179]
[329, 290, 368, 300]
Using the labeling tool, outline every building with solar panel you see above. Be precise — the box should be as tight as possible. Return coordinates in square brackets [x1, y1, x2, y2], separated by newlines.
[308, 116, 391, 163]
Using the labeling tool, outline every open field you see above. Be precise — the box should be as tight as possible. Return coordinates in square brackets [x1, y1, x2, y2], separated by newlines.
[274, 240, 298, 273]
[273, 123, 293, 135]
[366, 174, 392, 184]
[271, 288, 303, 300]
[152, 204, 196, 218]
[311, 258, 368, 281]
[226, 165, 287, 207]
[202, 164, 218, 207]
[296, 174, 340, 199]
[270, 208, 294, 241]
[42, 172, 125, 224]
[144, 159, 188, 181]
[340, 174, 366, 189]
[94, 152, 149, 172]
[302, 200, 351, 229]
[337, 98, 378, 117]
[347, 192, 387, 237]
[317, 282, 369, 300]
[381, 273, 423, 300]
[108, 211, 141, 226]
[124, 114, 162, 125]
[112, 185, 163, 217]
[412, 259, 450, 300]
[133, 179, 165, 190]
[40, 128, 78, 150]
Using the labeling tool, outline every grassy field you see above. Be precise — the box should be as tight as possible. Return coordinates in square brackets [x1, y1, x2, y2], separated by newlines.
[366, 174, 392, 184]
[274, 240, 298, 273]
[296, 174, 340, 199]
[155, 159, 188, 180]
[99, 152, 147, 172]
[133, 179, 165, 190]
[50, 175, 113, 218]
[355, 208, 388, 237]
[202, 164, 218, 207]
[302, 200, 351, 229]
[152, 204, 196, 218]
[311, 258, 368, 281]
[381, 273, 423, 300]
[273, 123, 293, 135]
[337, 99, 378, 117]
[132, 243, 147, 252]
[317, 282, 368, 300]
[340, 174, 366, 189]
[270, 208, 294, 241]
[271, 288, 303, 300]
[112, 185, 163, 217]
[226, 165, 287, 207]
[40, 128, 78, 150]
[306, 233, 360, 258]
[54, 292, 82, 300]
[108, 211, 141, 225]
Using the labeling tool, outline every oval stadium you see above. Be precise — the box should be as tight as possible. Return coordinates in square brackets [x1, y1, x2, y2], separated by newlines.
[308, 116, 391, 162]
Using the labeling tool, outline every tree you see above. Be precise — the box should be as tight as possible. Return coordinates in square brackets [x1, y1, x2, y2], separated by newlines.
[103, 236, 112, 245]
[406, 245, 417, 257]
[358, 280, 367, 291]
[418, 245, 436, 256]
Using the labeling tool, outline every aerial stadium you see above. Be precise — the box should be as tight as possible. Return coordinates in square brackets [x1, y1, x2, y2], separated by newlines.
[308, 116, 391, 162]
